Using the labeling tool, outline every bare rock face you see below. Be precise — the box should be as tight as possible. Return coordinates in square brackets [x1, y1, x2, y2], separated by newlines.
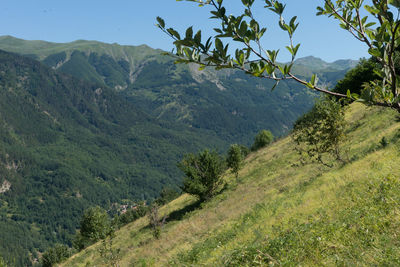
[0, 179, 11, 194]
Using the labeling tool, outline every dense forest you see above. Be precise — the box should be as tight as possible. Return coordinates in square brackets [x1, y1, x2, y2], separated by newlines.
[0, 50, 224, 265]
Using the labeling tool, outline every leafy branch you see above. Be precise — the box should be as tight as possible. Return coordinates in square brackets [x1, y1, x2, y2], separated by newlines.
[158, 0, 400, 112]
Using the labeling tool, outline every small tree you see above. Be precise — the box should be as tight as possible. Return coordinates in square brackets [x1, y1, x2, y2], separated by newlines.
[74, 206, 112, 250]
[42, 244, 71, 267]
[226, 144, 243, 180]
[292, 97, 347, 167]
[178, 149, 225, 202]
[251, 130, 274, 151]
[148, 204, 168, 239]
[98, 232, 121, 267]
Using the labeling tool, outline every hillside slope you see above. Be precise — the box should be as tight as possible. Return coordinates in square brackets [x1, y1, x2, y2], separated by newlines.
[62, 103, 400, 266]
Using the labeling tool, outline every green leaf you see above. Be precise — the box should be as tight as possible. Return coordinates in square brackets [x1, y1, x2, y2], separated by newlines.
[156, 17, 165, 28]
[194, 30, 202, 45]
[271, 80, 279, 91]
[167, 28, 181, 40]
[310, 74, 318, 86]
[186, 26, 193, 40]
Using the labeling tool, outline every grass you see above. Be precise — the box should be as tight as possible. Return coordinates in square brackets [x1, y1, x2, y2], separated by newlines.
[60, 103, 400, 266]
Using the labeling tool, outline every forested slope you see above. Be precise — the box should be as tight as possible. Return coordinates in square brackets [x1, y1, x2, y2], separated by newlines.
[0, 36, 357, 142]
[0, 50, 224, 265]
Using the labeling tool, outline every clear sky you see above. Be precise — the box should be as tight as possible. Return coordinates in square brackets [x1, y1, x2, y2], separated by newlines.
[0, 0, 370, 62]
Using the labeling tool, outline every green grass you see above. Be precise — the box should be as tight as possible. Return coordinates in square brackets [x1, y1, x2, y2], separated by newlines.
[60, 103, 400, 266]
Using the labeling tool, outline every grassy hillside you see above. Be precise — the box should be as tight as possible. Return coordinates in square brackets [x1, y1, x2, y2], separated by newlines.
[61, 103, 400, 266]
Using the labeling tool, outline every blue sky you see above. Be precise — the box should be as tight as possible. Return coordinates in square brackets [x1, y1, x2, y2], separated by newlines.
[0, 0, 370, 62]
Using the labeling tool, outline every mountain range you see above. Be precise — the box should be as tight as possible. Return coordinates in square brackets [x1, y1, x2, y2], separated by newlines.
[0, 35, 357, 265]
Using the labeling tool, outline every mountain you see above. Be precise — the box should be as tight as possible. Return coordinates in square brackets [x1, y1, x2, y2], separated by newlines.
[61, 103, 400, 266]
[0, 36, 357, 264]
[0, 50, 226, 265]
[0, 36, 356, 143]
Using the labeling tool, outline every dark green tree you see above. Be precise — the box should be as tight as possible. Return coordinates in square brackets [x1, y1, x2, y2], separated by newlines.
[334, 58, 380, 96]
[226, 144, 243, 180]
[42, 244, 71, 267]
[292, 97, 347, 167]
[251, 130, 274, 151]
[158, 0, 400, 112]
[74, 206, 112, 250]
[178, 149, 225, 202]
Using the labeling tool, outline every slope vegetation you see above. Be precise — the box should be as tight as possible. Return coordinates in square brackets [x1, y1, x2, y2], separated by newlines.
[63, 103, 400, 266]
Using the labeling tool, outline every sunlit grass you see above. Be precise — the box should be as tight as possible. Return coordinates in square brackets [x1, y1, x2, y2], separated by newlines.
[61, 103, 400, 266]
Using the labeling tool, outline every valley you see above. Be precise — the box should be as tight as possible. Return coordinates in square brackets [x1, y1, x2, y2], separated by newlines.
[0, 36, 356, 265]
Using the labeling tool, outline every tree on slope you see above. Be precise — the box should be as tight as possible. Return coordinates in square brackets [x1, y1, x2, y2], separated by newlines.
[157, 0, 400, 112]
[226, 144, 244, 180]
[292, 97, 347, 167]
[178, 149, 225, 202]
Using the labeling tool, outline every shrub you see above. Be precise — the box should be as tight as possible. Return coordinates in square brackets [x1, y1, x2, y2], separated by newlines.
[251, 130, 274, 151]
[292, 97, 347, 166]
[74, 206, 112, 250]
[226, 144, 243, 180]
[42, 244, 71, 267]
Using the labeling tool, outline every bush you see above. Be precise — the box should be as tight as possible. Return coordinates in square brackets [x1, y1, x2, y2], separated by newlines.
[226, 144, 243, 180]
[178, 149, 225, 202]
[74, 206, 112, 250]
[292, 97, 347, 166]
[148, 204, 167, 239]
[251, 130, 274, 151]
[42, 244, 71, 267]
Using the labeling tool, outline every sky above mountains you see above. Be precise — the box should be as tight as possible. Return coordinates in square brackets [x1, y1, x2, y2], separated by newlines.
[1, 0, 370, 62]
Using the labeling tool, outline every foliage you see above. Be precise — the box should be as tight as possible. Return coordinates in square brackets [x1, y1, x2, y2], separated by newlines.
[155, 187, 181, 206]
[158, 0, 400, 111]
[334, 58, 380, 96]
[292, 98, 347, 166]
[148, 204, 168, 239]
[226, 144, 243, 179]
[74, 207, 112, 250]
[0, 256, 6, 267]
[41, 244, 72, 267]
[113, 203, 149, 228]
[98, 233, 121, 267]
[251, 130, 274, 151]
[380, 136, 389, 148]
[0, 50, 232, 264]
[178, 149, 226, 202]
[60, 103, 400, 267]
[0, 36, 331, 145]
